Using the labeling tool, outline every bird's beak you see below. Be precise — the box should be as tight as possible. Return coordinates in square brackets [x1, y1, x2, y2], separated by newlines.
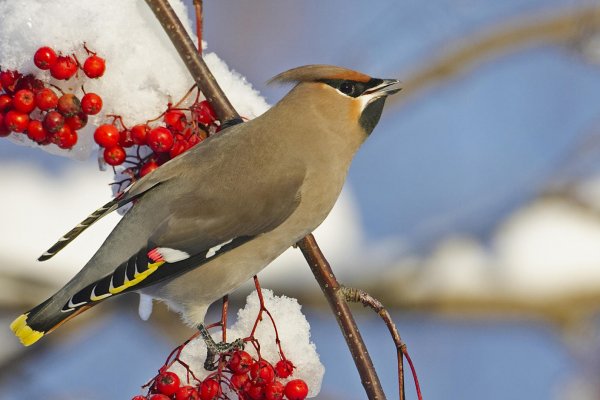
[365, 79, 402, 96]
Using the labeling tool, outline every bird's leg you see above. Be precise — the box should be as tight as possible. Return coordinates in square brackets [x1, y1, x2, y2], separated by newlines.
[197, 323, 244, 371]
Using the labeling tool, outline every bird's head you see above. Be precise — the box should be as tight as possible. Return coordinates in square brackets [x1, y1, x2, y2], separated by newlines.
[269, 64, 401, 137]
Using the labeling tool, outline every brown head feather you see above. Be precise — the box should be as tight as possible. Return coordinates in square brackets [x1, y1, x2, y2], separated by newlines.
[268, 65, 371, 85]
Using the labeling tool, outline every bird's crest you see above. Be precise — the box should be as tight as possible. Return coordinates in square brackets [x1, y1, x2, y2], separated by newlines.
[268, 64, 371, 85]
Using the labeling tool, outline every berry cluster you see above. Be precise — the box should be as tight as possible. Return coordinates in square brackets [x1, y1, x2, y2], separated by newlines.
[0, 45, 105, 149]
[134, 352, 308, 400]
[96, 94, 217, 182]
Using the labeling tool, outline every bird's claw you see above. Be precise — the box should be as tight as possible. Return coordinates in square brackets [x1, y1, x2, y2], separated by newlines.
[198, 324, 245, 371]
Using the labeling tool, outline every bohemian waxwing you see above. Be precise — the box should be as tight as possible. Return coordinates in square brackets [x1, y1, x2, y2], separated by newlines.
[11, 64, 401, 347]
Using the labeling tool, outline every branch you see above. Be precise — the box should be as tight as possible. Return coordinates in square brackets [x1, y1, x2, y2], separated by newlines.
[297, 235, 387, 399]
[143, 1, 388, 398]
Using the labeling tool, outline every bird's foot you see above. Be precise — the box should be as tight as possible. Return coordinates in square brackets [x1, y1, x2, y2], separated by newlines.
[197, 324, 244, 371]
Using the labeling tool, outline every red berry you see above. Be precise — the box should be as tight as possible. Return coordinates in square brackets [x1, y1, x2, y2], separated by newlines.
[155, 371, 180, 396]
[193, 100, 217, 125]
[198, 378, 220, 400]
[27, 120, 48, 143]
[274, 360, 294, 379]
[284, 380, 308, 400]
[83, 55, 106, 78]
[246, 382, 265, 400]
[55, 124, 78, 149]
[131, 396, 147, 400]
[140, 159, 159, 177]
[65, 113, 88, 131]
[103, 146, 126, 165]
[34, 46, 57, 70]
[0, 113, 10, 137]
[131, 124, 150, 145]
[264, 381, 285, 400]
[35, 88, 58, 111]
[229, 351, 254, 375]
[119, 129, 134, 148]
[174, 385, 200, 400]
[147, 126, 174, 153]
[12, 89, 36, 113]
[0, 94, 12, 112]
[250, 360, 275, 384]
[81, 92, 102, 115]
[50, 55, 78, 80]
[4, 110, 29, 132]
[43, 111, 65, 133]
[164, 110, 187, 131]
[148, 395, 170, 400]
[57, 93, 82, 117]
[0, 70, 21, 93]
[169, 140, 188, 159]
[94, 124, 119, 147]
[230, 373, 250, 390]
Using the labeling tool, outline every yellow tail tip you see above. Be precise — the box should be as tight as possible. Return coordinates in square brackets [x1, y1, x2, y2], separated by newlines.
[10, 314, 44, 346]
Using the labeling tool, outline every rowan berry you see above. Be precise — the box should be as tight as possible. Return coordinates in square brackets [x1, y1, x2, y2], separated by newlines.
[147, 126, 174, 153]
[131, 124, 150, 145]
[274, 360, 294, 379]
[174, 385, 200, 400]
[229, 351, 254, 374]
[155, 371, 180, 396]
[94, 124, 119, 147]
[12, 89, 36, 113]
[57, 93, 82, 117]
[33, 46, 57, 70]
[55, 124, 78, 149]
[265, 381, 285, 400]
[0, 70, 21, 93]
[35, 88, 58, 111]
[81, 92, 102, 115]
[140, 159, 159, 177]
[43, 111, 65, 133]
[4, 110, 29, 132]
[0, 94, 12, 112]
[50, 55, 78, 80]
[198, 378, 219, 400]
[65, 113, 88, 131]
[83, 55, 106, 78]
[284, 379, 308, 400]
[119, 129, 134, 148]
[27, 120, 48, 143]
[193, 100, 217, 125]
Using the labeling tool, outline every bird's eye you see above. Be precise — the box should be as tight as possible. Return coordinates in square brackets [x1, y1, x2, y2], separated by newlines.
[339, 81, 355, 96]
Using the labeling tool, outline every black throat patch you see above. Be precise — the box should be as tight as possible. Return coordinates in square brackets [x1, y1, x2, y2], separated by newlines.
[359, 97, 387, 135]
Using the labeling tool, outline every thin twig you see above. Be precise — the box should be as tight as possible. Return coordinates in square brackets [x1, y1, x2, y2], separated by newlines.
[342, 286, 425, 400]
[193, 0, 203, 53]
[143, 2, 388, 399]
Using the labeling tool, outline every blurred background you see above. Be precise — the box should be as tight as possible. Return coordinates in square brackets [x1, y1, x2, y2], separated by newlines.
[2, 0, 600, 398]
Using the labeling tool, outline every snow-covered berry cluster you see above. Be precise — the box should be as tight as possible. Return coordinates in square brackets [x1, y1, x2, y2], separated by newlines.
[0, 45, 104, 149]
[136, 353, 308, 400]
[132, 290, 323, 400]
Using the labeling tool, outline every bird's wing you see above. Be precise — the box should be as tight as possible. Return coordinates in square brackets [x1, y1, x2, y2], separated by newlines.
[37, 139, 210, 262]
[58, 164, 305, 315]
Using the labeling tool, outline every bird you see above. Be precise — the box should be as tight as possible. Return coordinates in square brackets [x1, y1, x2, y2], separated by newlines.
[11, 64, 401, 348]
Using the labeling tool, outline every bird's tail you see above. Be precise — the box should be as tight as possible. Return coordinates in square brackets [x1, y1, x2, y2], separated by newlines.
[10, 297, 91, 346]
